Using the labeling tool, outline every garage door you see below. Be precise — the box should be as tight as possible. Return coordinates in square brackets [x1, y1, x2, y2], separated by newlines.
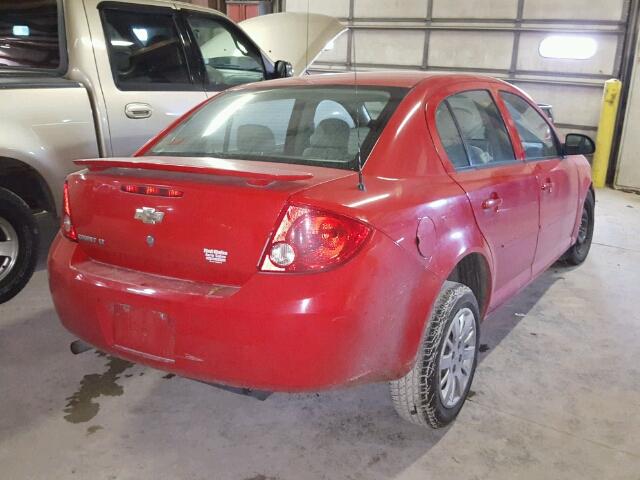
[286, 0, 633, 141]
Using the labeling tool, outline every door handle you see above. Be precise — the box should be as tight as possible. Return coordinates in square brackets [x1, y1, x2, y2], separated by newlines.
[541, 179, 554, 193]
[125, 103, 153, 119]
[481, 193, 503, 211]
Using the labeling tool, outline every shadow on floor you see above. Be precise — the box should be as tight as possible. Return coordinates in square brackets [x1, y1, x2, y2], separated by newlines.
[477, 265, 565, 363]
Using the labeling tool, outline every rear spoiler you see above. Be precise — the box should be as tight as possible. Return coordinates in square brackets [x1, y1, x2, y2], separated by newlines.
[75, 157, 314, 184]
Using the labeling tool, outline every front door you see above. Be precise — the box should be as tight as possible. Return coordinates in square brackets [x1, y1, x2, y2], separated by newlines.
[499, 91, 579, 275]
[433, 89, 540, 309]
[85, 0, 207, 156]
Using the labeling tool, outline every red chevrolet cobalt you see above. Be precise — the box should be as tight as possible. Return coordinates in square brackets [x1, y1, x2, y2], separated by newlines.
[49, 73, 595, 428]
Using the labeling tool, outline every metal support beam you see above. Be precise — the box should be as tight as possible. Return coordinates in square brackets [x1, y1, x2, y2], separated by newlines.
[508, 0, 525, 79]
[421, 0, 433, 71]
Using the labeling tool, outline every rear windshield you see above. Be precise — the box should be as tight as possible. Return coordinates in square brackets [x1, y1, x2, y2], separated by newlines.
[149, 86, 408, 170]
[0, 0, 61, 72]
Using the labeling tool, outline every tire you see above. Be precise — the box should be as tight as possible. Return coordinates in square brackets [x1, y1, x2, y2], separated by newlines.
[0, 187, 39, 304]
[390, 281, 480, 428]
[563, 190, 594, 266]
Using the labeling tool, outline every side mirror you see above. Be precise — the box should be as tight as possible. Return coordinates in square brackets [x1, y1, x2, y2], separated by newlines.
[564, 133, 595, 156]
[274, 60, 293, 78]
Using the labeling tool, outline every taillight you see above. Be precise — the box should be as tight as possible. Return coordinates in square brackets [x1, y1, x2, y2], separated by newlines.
[62, 181, 77, 242]
[260, 205, 371, 273]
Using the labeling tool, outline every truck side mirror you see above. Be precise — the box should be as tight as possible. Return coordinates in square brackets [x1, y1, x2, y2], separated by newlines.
[275, 60, 293, 78]
[564, 133, 595, 156]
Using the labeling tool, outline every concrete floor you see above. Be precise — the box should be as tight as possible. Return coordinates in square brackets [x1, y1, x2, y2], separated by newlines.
[1, 188, 639, 480]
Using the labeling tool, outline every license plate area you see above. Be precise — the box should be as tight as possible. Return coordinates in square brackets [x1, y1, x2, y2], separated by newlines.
[112, 304, 175, 361]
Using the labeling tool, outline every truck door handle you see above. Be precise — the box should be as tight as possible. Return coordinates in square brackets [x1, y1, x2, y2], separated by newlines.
[541, 179, 554, 193]
[125, 103, 152, 119]
[481, 193, 503, 211]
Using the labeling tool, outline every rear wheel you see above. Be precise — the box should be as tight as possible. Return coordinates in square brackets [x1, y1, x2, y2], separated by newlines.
[563, 190, 594, 266]
[0, 188, 39, 303]
[390, 281, 480, 428]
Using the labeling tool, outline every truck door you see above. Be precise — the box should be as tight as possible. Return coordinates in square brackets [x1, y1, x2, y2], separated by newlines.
[84, 0, 207, 156]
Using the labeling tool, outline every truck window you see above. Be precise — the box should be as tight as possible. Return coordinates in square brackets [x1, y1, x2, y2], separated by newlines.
[0, 0, 61, 71]
[101, 7, 192, 90]
[185, 14, 265, 91]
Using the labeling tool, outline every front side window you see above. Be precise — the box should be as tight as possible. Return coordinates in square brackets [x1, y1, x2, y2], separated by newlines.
[186, 15, 264, 90]
[0, 0, 60, 71]
[500, 92, 560, 160]
[101, 8, 191, 89]
[149, 86, 406, 170]
[446, 90, 516, 166]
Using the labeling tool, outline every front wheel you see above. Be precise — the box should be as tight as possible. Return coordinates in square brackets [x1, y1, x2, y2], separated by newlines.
[0, 188, 39, 304]
[390, 281, 480, 428]
[563, 190, 594, 266]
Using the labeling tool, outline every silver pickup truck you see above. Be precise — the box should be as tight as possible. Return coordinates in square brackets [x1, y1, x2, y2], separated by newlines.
[0, 0, 344, 302]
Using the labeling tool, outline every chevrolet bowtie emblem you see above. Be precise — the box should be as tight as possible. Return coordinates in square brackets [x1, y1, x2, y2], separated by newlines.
[134, 207, 165, 225]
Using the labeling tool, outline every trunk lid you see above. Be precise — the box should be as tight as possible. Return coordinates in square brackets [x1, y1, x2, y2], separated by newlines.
[68, 156, 352, 286]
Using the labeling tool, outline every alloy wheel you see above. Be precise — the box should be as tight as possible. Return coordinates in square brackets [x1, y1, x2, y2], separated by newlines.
[0, 217, 19, 282]
[439, 307, 477, 408]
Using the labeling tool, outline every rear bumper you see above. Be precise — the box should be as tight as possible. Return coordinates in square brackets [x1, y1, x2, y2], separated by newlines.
[48, 232, 440, 391]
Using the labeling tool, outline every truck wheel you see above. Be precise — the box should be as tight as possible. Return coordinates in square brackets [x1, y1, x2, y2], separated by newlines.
[563, 190, 594, 266]
[390, 281, 480, 428]
[0, 187, 39, 304]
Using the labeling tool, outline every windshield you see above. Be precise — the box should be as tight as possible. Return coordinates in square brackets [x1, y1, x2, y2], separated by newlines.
[148, 86, 408, 169]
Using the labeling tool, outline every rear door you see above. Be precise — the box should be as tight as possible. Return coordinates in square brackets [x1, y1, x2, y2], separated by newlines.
[84, 0, 207, 156]
[499, 91, 579, 275]
[432, 88, 540, 309]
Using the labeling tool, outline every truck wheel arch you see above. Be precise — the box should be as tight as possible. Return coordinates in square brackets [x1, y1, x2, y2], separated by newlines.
[0, 157, 56, 216]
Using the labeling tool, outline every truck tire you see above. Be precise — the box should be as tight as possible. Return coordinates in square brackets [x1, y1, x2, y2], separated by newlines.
[0, 187, 39, 303]
[563, 190, 594, 266]
[390, 281, 480, 428]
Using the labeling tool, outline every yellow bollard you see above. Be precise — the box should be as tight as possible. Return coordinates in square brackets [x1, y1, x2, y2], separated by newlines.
[592, 79, 622, 188]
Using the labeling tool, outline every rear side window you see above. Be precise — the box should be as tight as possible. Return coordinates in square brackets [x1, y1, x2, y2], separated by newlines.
[500, 92, 560, 160]
[446, 90, 516, 167]
[101, 8, 192, 90]
[435, 103, 469, 169]
[0, 0, 61, 71]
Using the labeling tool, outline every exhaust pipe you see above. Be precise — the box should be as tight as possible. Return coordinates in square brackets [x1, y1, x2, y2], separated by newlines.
[70, 340, 92, 355]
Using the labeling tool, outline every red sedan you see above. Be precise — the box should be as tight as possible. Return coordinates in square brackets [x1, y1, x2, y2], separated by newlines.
[48, 73, 595, 428]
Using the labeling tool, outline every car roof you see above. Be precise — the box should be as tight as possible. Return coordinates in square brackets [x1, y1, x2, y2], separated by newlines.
[232, 71, 510, 91]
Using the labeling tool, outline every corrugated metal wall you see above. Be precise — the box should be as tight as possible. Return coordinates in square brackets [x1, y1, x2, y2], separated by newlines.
[286, 0, 632, 139]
